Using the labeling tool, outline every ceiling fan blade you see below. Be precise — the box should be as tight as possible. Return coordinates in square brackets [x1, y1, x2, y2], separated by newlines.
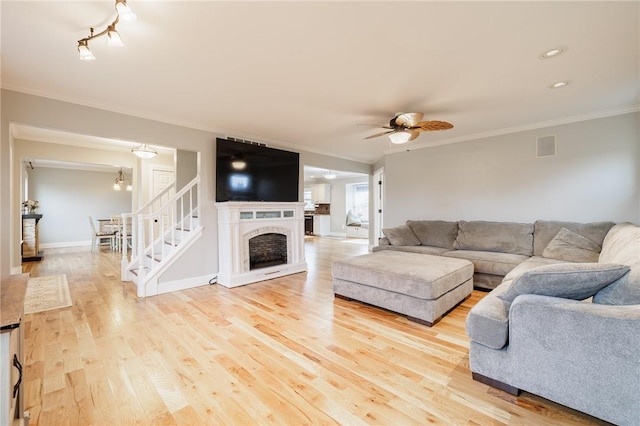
[364, 130, 395, 140]
[357, 124, 394, 129]
[395, 112, 424, 128]
[416, 120, 454, 131]
[408, 129, 420, 141]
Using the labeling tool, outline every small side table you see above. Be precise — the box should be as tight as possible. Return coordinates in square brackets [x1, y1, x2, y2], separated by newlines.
[22, 214, 43, 262]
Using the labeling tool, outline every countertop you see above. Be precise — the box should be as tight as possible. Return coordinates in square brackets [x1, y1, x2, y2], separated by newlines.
[1, 273, 29, 330]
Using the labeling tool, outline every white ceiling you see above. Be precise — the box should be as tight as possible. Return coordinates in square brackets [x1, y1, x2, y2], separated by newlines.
[2, 1, 638, 164]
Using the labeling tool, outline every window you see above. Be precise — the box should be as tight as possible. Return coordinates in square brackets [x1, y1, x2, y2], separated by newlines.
[346, 182, 369, 221]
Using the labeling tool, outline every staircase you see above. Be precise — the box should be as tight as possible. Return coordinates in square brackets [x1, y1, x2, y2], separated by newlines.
[120, 176, 202, 297]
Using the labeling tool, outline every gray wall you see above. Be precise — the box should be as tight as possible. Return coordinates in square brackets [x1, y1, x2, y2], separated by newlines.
[29, 167, 132, 246]
[1, 89, 371, 278]
[384, 112, 640, 226]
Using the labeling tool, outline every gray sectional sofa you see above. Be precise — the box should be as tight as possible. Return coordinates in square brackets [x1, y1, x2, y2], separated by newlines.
[376, 219, 640, 425]
[374, 219, 614, 290]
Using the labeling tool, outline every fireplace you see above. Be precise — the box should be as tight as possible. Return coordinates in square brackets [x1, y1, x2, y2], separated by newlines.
[215, 202, 307, 287]
[249, 232, 287, 270]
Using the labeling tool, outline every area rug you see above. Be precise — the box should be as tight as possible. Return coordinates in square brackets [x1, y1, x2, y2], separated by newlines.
[24, 274, 72, 314]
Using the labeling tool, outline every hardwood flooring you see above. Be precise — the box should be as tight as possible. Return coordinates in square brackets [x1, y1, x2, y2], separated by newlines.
[21, 237, 607, 425]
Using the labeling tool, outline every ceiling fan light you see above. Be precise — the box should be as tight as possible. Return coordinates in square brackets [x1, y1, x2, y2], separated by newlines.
[116, 0, 137, 21]
[107, 26, 124, 47]
[389, 131, 412, 144]
[78, 41, 96, 61]
[132, 144, 158, 159]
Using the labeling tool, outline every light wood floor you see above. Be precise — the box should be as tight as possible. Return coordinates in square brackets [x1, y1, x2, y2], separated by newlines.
[21, 237, 606, 425]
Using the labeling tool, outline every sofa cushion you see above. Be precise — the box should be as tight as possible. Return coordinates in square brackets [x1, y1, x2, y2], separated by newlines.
[499, 263, 630, 304]
[382, 224, 420, 246]
[406, 220, 458, 249]
[503, 256, 569, 282]
[533, 220, 614, 256]
[453, 221, 534, 256]
[372, 245, 450, 255]
[594, 223, 640, 305]
[542, 227, 601, 263]
[465, 284, 511, 349]
[442, 250, 529, 276]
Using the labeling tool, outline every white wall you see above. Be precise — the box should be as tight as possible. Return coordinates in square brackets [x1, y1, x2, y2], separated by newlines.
[384, 112, 640, 226]
[28, 167, 132, 246]
[329, 176, 369, 234]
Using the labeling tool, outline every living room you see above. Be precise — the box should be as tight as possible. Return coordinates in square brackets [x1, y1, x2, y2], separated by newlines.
[1, 1, 638, 425]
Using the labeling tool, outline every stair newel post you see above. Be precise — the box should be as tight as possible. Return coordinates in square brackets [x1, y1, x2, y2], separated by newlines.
[136, 213, 146, 297]
[120, 213, 128, 275]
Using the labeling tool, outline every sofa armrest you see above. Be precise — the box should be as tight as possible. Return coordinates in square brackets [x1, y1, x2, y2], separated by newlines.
[508, 295, 640, 425]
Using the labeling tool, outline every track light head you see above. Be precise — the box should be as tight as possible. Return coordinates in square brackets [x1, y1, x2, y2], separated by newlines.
[77, 40, 96, 61]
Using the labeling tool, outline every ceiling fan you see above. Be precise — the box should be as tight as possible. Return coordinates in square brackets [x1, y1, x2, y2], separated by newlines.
[363, 112, 453, 144]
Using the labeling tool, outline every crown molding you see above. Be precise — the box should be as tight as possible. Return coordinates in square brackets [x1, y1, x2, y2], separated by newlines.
[384, 105, 640, 156]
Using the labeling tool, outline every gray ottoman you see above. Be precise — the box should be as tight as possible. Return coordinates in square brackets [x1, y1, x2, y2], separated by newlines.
[332, 251, 473, 326]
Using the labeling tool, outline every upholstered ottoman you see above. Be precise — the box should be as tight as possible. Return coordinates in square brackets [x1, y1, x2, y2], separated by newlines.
[332, 251, 473, 326]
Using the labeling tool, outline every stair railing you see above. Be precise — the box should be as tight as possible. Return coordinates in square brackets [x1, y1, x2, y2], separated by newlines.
[121, 176, 200, 295]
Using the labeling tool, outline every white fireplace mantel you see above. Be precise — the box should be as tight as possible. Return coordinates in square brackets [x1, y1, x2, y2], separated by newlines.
[215, 201, 307, 287]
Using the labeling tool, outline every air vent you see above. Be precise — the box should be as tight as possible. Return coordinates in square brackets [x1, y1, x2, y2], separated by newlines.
[536, 135, 556, 158]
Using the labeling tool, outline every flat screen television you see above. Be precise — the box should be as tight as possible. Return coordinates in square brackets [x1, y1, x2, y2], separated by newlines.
[216, 138, 300, 202]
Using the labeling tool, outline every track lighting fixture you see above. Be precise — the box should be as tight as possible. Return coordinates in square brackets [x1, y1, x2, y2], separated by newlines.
[77, 0, 136, 61]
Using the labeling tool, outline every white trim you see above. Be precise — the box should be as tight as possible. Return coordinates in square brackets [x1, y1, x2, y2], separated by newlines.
[11, 266, 23, 275]
[156, 274, 213, 296]
[40, 241, 91, 249]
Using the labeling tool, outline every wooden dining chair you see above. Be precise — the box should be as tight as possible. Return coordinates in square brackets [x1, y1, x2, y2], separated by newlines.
[88, 216, 116, 252]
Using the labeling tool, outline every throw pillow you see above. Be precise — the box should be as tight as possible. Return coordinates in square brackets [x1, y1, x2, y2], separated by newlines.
[346, 210, 362, 226]
[382, 225, 421, 246]
[499, 263, 630, 304]
[542, 227, 601, 263]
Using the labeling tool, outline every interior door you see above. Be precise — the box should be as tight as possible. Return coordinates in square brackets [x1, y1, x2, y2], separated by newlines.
[373, 167, 384, 242]
[151, 168, 175, 238]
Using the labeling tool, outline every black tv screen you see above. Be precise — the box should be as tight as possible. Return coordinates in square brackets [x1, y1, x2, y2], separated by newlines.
[216, 138, 300, 202]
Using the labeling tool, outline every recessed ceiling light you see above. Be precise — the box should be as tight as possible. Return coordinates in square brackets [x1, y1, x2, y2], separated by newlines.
[549, 81, 569, 89]
[540, 47, 566, 59]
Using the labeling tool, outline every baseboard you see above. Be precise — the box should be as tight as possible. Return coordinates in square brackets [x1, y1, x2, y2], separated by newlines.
[40, 240, 91, 249]
[329, 232, 347, 238]
[156, 273, 215, 296]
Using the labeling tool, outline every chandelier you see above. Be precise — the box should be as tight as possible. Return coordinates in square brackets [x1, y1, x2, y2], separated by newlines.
[77, 0, 136, 61]
[113, 168, 132, 191]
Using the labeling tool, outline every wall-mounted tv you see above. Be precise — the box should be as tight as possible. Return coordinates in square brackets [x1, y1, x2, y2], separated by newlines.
[216, 138, 300, 202]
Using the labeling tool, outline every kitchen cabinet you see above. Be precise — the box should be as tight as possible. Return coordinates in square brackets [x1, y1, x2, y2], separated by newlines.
[1, 274, 28, 426]
[313, 215, 330, 236]
[347, 225, 369, 239]
[311, 184, 331, 203]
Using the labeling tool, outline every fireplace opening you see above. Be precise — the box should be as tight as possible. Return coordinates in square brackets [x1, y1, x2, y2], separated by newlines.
[249, 233, 287, 270]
